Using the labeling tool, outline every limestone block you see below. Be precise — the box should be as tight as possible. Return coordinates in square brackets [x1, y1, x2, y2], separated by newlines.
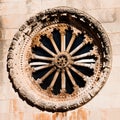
[33, 113, 52, 120]
[69, 111, 77, 120]
[24, 0, 67, 15]
[112, 55, 120, 67]
[9, 99, 29, 113]
[0, 40, 11, 61]
[112, 44, 120, 55]
[0, 113, 9, 120]
[26, 0, 41, 15]
[85, 94, 120, 109]
[24, 113, 34, 120]
[52, 113, 56, 120]
[9, 112, 24, 120]
[9, 98, 38, 113]
[0, 61, 4, 84]
[25, 0, 42, 14]
[109, 33, 120, 46]
[94, 8, 120, 33]
[1, 15, 26, 29]
[87, 109, 102, 120]
[66, 0, 100, 10]
[0, 29, 17, 40]
[0, 2, 27, 15]
[102, 22, 120, 33]
[0, 83, 18, 100]
[0, 40, 4, 60]
[115, 8, 120, 22]
[109, 33, 120, 55]
[0, 16, 2, 28]
[77, 108, 87, 120]
[87, 9, 116, 23]
[41, 0, 66, 11]
[0, 100, 10, 113]
[0, 0, 25, 3]
[0, 29, 2, 39]
[100, 67, 120, 95]
[0, 60, 3, 69]
[105, 109, 120, 120]
[100, 0, 120, 8]
[34, 113, 51, 120]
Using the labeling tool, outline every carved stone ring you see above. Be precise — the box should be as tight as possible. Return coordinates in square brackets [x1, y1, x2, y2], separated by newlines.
[7, 7, 112, 112]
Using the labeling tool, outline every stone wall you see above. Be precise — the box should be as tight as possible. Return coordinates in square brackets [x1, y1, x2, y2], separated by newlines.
[0, 0, 120, 120]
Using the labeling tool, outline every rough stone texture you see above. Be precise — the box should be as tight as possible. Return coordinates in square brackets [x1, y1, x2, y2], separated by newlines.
[0, 0, 120, 119]
[0, 2, 27, 15]
[86, 9, 116, 23]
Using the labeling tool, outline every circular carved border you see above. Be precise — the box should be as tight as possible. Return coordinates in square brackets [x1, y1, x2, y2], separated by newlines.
[7, 7, 112, 112]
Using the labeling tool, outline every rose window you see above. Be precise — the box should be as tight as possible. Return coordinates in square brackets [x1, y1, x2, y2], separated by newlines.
[7, 7, 112, 112]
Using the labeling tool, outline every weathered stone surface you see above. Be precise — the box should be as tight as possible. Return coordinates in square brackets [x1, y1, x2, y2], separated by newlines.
[105, 109, 120, 120]
[6, 7, 111, 112]
[100, 67, 120, 95]
[87, 9, 116, 23]
[0, 100, 10, 113]
[69, 111, 77, 120]
[0, 41, 4, 60]
[112, 55, 120, 67]
[0, 113, 9, 120]
[109, 33, 120, 46]
[0, 29, 17, 40]
[0, 0, 25, 2]
[41, 0, 66, 11]
[0, 29, 2, 39]
[0, 0, 120, 119]
[66, 0, 100, 10]
[100, 0, 120, 8]
[101, 8, 120, 33]
[1, 15, 26, 28]
[88, 109, 103, 120]
[102, 22, 120, 33]
[77, 108, 87, 120]
[24, 113, 34, 120]
[0, 2, 27, 15]
[0, 84, 17, 100]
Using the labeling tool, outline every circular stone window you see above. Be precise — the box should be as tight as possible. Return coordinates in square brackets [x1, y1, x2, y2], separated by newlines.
[7, 7, 112, 112]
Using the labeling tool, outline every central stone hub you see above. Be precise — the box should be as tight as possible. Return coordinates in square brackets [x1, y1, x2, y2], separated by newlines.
[54, 52, 71, 69]
[57, 55, 68, 68]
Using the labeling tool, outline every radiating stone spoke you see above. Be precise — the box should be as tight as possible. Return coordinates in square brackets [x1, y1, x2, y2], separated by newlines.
[70, 35, 93, 56]
[70, 42, 86, 56]
[73, 62, 95, 69]
[75, 59, 95, 63]
[72, 45, 98, 60]
[66, 33, 76, 52]
[36, 67, 56, 84]
[69, 65, 85, 79]
[66, 67, 78, 87]
[30, 61, 49, 66]
[60, 70, 66, 93]
[32, 54, 54, 61]
[33, 64, 54, 72]
[72, 51, 92, 60]
[61, 32, 66, 52]
[49, 35, 60, 53]
[49, 70, 60, 89]
[40, 43, 56, 56]
[73, 52, 90, 60]
[59, 26, 67, 52]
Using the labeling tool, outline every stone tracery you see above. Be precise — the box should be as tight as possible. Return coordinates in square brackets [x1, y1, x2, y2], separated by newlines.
[7, 7, 112, 112]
